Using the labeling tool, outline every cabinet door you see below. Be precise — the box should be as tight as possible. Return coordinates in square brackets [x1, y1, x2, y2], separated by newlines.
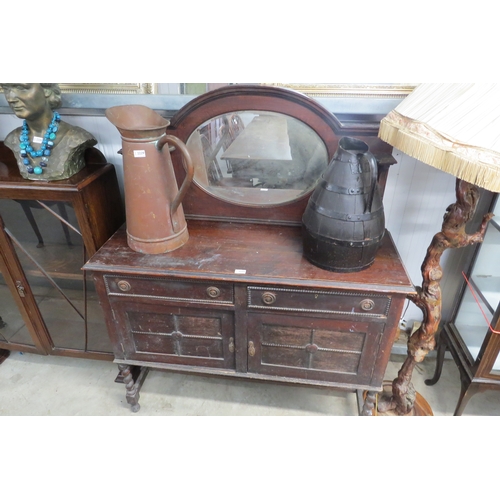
[0, 223, 50, 354]
[109, 299, 236, 370]
[0, 198, 112, 356]
[247, 312, 385, 387]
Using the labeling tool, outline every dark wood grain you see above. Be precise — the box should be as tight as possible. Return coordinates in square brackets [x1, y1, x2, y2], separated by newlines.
[86, 222, 414, 295]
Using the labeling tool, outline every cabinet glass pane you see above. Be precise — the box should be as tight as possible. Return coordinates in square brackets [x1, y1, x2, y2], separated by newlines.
[455, 211, 500, 374]
[481, 197, 500, 376]
[471, 223, 500, 312]
[0, 198, 112, 354]
[492, 352, 500, 376]
[454, 286, 493, 363]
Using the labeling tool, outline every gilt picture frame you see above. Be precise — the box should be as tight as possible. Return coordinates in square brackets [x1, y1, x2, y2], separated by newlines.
[58, 83, 157, 94]
[263, 83, 417, 99]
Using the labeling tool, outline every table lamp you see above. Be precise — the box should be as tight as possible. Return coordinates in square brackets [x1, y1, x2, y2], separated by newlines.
[377, 83, 500, 415]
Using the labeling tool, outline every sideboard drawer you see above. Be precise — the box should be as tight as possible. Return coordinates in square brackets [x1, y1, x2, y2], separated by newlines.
[247, 286, 390, 317]
[104, 275, 234, 305]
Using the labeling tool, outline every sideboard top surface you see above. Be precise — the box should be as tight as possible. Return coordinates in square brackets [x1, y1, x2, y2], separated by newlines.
[84, 221, 415, 295]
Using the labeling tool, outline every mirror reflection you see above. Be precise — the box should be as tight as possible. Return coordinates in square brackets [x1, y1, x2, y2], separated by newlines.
[186, 110, 328, 206]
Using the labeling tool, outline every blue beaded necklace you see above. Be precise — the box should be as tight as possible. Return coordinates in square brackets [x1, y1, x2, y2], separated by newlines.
[19, 111, 61, 175]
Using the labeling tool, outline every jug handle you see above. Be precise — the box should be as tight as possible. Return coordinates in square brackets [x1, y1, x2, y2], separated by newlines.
[156, 134, 195, 218]
[363, 152, 378, 213]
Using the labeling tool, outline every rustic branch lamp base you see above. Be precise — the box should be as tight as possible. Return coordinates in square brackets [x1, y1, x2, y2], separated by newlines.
[376, 179, 493, 415]
[377, 84, 500, 416]
[365, 382, 433, 416]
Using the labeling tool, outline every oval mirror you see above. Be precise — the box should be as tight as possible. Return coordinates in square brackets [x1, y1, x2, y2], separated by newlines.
[186, 110, 329, 206]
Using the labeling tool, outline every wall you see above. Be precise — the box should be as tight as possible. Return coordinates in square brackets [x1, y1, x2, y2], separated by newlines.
[0, 87, 486, 332]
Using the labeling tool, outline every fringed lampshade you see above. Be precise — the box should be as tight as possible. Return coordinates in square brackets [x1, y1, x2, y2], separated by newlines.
[374, 83, 500, 416]
[379, 83, 500, 192]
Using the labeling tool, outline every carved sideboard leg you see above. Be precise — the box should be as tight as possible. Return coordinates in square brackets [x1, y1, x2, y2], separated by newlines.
[117, 363, 149, 413]
[363, 391, 377, 416]
[358, 390, 377, 416]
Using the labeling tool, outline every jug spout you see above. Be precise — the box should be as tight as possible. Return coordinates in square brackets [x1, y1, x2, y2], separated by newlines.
[105, 105, 170, 141]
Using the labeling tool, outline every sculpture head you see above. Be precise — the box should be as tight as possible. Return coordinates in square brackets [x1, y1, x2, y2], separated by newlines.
[1, 83, 62, 122]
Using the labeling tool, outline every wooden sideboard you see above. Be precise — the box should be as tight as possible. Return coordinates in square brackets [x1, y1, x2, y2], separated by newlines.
[80, 85, 413, 414]
[84, 220, 414, 414]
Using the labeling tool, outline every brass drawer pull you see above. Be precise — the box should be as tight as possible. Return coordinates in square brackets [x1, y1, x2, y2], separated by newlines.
[360, 299, 375, 311]
[248, 341, 256, 357]
[15, 281, 26, 297]
[117, 280, 132, 292]
[261, 291, 277, 305]
[206, 286, 221, 298]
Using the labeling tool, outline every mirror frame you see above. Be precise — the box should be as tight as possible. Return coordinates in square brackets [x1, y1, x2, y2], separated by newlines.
[166, 84, 393, 225]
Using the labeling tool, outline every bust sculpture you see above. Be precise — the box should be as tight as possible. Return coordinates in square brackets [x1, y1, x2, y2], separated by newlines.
[1, 83, 97, 181]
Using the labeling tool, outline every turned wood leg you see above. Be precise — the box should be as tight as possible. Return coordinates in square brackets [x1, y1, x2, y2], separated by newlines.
[425, 331, 448, 386]
[360, 390, 377, 416]
[117, 363, 149, 413]
[118, 363, 141, 412]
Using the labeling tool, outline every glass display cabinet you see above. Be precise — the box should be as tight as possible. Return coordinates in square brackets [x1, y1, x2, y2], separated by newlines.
[427, 194, 500, 415]
[0, 142, 124, 360]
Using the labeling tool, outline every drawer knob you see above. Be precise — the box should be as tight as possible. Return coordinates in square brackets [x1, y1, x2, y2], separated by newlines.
[305, 343, 319, 353]
[261, 292, 277, 305]
[206, 286, 221, 298]
[360, 299, 375, 311]
[117, 280, 131, 292]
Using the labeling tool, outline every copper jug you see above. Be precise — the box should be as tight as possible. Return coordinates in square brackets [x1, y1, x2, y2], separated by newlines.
[106, 105, 194, 254]
[302, 136, 385, 272]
